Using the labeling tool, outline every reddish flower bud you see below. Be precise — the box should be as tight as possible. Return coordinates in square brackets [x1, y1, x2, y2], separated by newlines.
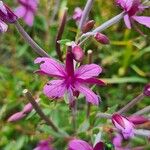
[71, 42, 84, 62]
[22, 99, 39, 114]
[7, 112, 26, 122]
[112, 114, 134, 139]
[0, 1, 18, 23]
[82, 20, 95, 33]
[94, 33, 110, 45]
[143, 84, 150, 96]
[128, 115, 149, 125]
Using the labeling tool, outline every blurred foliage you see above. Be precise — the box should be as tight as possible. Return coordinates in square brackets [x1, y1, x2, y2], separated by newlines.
[0, 0, 150, 149]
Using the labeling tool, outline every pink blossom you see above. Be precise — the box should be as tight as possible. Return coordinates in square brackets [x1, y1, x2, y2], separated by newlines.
[7, 112, 26, 122]
[34, 139, 54, 150]
[116, 0, 150, 29]
[112, 114, 134, 139]
[34, 49, 105, 105]
[68, 139, 104, 150]
[73, 7, 83, 23]
[15, 0, 38, 26]
[113, 134, 130, 150]
[0, 1, 17, 32]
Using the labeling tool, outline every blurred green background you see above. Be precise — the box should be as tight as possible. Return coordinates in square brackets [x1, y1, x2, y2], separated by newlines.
[0, 0, 150, 149]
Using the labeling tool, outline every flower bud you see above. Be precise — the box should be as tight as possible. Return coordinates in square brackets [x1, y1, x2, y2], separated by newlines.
[143, 84, 150, 96]
[94, 32, 110, 45]
[128, 115, 149, 125]
[0, 1, 18, 23]
[7, 112, 26, 122]
[22, 99, 39, 114]
[71, 42, 84, 62]
[72, 7, 83, 22]
[82, 20, 95, 33]
[112, 114, 134, 139]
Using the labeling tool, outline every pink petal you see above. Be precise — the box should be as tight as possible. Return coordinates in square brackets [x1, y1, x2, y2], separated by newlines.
[7, 112, 26, 122]
[77, 78, 105, 86]
[15, 6, 26, 18]
[75, 64, 102, 79]
[34, 57, 66, 78]
[0, 20, 8, 33]
[43, 80, 66, 99]
[132, 16, 150, 28]
[75, 83, 100, 105]
[127, 115, 148, 125]
[68, 139, 93, 150]
[23, 11, 34, 26]
[124, 14, 131, 29]
[113, 134, 123, 147]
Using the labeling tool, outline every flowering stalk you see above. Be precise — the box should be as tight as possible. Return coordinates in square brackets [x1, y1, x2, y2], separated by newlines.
[55, 9, 67, 61]
[117, 93, 145, 114]
[23, 89, 59, 132]
[133, 105, 150, 115]
[134, 129, 150, 137]
[96, 112, 112, 119]
[78, 0, 94, 30]
[14, 21, 49, 57]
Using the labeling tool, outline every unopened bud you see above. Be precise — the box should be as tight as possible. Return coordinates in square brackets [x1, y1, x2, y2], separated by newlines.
[128, 115, 149, 125]
[7, 112, 26, 122]
[71, 42, 84, 62]
[82, 20, 95, 33]
[143, 84, 150, 96]
[94, 32, 110, 44]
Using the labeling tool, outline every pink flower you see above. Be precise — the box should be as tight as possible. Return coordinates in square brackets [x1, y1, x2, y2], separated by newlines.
[34, 139, 54, 150]
[113, 134, 130, 150]
[73, 7, 83, 23]
[68, 139, 104, 150]
[0, 1, 17, 32]
[34, 49, 105, 105]
[116, 0, 150, 29]
[112, 114, 134, 139]
[15, 0, 38, 26]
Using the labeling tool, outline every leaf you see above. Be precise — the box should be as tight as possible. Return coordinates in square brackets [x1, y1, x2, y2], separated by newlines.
[103, 77, 147, 84]
[77, 120, 90, 133]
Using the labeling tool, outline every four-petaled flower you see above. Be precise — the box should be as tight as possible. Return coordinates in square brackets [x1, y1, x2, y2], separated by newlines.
[68, 139, 104, 150]
[112, 114, 134, 139]
[15, 0, 38, 26]
[34, 48, 105, 105]
[116, 0, 150, 29]
[0, 1, 17, 33]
